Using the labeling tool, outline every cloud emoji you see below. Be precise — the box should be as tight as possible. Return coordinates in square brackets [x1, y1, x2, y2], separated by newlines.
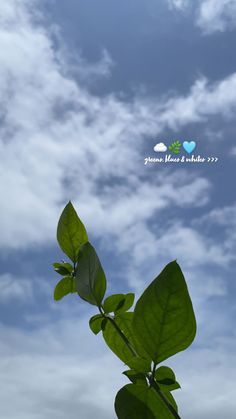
[154, 142, 167, 152]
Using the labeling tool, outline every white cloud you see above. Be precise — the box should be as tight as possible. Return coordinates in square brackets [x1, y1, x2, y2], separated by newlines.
[0, 0, 236, 254]
[167, 0, 236, 34]
[0, 273, 53, 305]
[172, 342, 236, 419]
[197, 0, 236, 33]
[153, 142, 167, 152]
[231, 146, 236, 155]
[0, 319, 123, 419]
[0, 2, 235, 419]
[159, 75, 236, 129]
[195, 203, 236, 226]
[0, 355, 117, 419]
[193, 203, 236, 257]
[155, 223, 233, 267]
[0, 0, 234, 316]
[167, 0, 189, 10]
[0, 0, 221, 251]
[114, 202, 236, 309]
[118, 218, 234, 292]
[71, 49, 114, 84]
[0, 274, 33, 303]
[0, 303, 235, 419]
[81, 174, 211, 240]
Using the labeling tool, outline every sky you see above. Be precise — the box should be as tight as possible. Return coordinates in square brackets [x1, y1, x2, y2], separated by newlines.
[0, 0, 236, 418]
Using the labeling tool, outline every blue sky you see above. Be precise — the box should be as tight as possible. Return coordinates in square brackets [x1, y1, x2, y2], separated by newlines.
[0, 0, 236, 418]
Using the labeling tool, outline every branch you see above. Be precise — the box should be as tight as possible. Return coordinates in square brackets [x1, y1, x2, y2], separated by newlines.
[103, 312, 182, 419]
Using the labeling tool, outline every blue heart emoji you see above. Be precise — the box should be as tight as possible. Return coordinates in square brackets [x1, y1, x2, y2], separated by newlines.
[183, 141, 196, 154]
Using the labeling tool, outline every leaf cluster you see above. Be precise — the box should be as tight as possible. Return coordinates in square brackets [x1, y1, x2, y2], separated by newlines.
[52, 202, 197, 419]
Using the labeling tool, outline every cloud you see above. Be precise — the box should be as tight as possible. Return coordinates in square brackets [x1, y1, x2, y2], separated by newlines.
[80, 174, 211, 248]
[118, 218, 234, 290]
[0, 273, 52, 304]
[0, 319, 123, 419]
[231, 146, 236, 155]
[58, 45, 115, 86]
[77, 49, 114, 82]
[0, 0, 236, 255]
[196, 0, 236, 33]
[159, 74, 236, 129]
[194, 203, 236, 227]
[0, 0, 220, 252]
[0, 2, 235, 419]
[172, 343, 236, 419]
[167, 0, 189, 10]
[167, 0, 236, 34]
[0, 274, 33, 303]
[193, 203, 236, 258]
[153, 142, 167, 152]
[0, 302, 235, 419]
[114, 199, 236, 309]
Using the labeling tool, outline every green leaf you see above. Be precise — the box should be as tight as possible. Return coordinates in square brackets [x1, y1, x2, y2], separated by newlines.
[132, 261, 197, 364]
[89, 314, 104, 334]
[53, 262, 73, 276]
[102, 312, 151, 369]
[123, 370, 147, 386]
[126, 356, 151, 373]
[159, 381, 181, 392]
[115, 384, 173, 419]
[116, 293, 135, 314]
[57, 201, 88, 262]
[155, 366, 176, 385]
[75, 242, 106, 306]
[161, 390, 178, 412]
[103, 294, 125, 313]
[101, 318, 108, 330]
[54, 276, 76, 301]
[103, 293, 135, 314]
[155, 366, 181, 392]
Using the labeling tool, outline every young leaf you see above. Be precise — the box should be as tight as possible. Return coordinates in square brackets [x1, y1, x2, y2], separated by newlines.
[115, 384, 173, 419]
[154, 366, 181, 392]
[115, 293, 135, 314]
[89, 314, 104, 335]
[103, 294, 126, 313]
[132, 261, 197, 364]
[154, 367, 181, 396]
[57, 201, 88, 263]
[101, 318, 108, 331]
[54, 276, 76, 301]
[159, 381, 181, 392]
[75, 242, 106, 306]
[123, 369, 147, 386]
[53, 262, 73, 276]
[155, 366, 176, 385]
[126, 356, 151, 373]
[103, 293, 134, 314]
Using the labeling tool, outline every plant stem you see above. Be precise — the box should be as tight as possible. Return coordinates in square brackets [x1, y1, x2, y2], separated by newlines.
[107, 316, 138, 358]
[99, 308, 182, 419]
[151, 362, 157, 382]
[98, 307, 138, 358]
[149, 378, 181, 419]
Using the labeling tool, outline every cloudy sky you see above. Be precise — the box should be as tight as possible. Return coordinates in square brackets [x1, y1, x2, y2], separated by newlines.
[0, 0, 236, 418]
